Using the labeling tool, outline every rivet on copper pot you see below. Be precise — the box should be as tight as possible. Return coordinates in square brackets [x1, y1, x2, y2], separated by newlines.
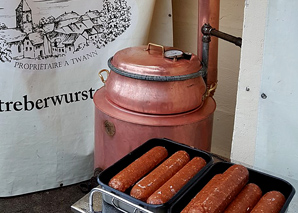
[261, 93, 267, 99]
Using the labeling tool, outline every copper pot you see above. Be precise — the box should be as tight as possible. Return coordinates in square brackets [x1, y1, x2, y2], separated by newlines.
[93, 88, 215, 169]
[99, 43, 207, 115]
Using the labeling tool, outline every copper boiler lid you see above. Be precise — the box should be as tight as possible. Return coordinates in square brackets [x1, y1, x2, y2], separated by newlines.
[109, 44, 203, 81]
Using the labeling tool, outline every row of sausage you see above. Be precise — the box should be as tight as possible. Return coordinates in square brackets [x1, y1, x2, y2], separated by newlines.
[181, 164, 285, 212]
[108, 146, 286, 212]
[109, 146, 206, 204]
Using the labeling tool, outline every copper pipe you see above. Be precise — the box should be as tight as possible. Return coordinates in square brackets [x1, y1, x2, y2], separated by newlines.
[198, 0, 220, 96]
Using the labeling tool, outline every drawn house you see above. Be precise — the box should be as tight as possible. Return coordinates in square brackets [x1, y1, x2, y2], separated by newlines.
[23, 37, 34, 58]
[0, 0, 131, 63]
[70, 19, 94, 34]
[82, 27, 99, 44]
[52, 39, 65, 57]
[93, 24, 104, 35]
[52, 18, 90, 54]
[63, 33, 86, 54]
[54, 11, 80, 30]
[30, 32, 51, 58]
[54, 19, 93, 35]
[80, 10, 102, 24]
[63, 34, 77, 54]
[80, 19, 94, 30]
[55, 25, 75, 34]
[93, 24, 105, 46]
[48, 32, 67, 57]
[21, 32, 51, 59]
[0, 29, 26, 60]
[56, 43, 65, 56]
[15, 0, 33, 34]
[43, 22, 55, 33]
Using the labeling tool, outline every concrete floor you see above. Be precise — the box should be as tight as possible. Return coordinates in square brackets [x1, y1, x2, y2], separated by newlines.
[0, 181, 91, 213]
[0, 155, 228, 213]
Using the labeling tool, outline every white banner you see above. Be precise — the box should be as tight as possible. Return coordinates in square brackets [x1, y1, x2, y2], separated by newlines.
[0, 0, 160, 196]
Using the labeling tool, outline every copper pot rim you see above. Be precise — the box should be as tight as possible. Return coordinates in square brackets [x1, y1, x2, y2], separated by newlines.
[93, 88, 216, 126]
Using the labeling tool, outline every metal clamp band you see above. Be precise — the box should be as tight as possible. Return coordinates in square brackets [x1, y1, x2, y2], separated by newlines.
[108, 57, 205, 82]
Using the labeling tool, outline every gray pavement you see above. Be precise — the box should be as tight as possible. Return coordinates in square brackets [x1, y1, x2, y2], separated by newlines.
[0, 182, 89, 213]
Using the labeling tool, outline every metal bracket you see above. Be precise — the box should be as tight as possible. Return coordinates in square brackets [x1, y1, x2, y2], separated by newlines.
[89, 187, 154, 213]
[202, 23, 242, 47]
[200, 23, 242, 95]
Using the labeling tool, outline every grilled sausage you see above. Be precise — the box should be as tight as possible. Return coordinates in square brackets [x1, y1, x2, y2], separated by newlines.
[224, 183, 262, 212]
[147, 157, 207, 204]
[181, 174, 223, 213]
[109, 146, 168, 192]
[130, 150, 190, 201]
[188, 164, 249, 213]
[251, 191, 286, 213]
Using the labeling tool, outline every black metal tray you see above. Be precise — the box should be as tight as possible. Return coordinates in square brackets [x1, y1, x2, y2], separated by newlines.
[96, 138, 214, 213]
[170, 162, 296, 213]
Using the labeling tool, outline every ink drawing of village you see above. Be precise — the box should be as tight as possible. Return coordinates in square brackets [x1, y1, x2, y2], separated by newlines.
[0, 0, 131, 63]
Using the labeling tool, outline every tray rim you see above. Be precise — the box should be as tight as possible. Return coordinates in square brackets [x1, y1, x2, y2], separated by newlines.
[97, 137, 214, 213]
[169, 161, 296, 213]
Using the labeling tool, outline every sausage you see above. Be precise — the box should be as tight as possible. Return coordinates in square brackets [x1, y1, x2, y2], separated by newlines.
[130, 150, 190, 201]
[147, 157, 207, 204]
[188, 164, 249, 213]
[181, 174, 223, 213]
[251, 191, 286, 213]
[108, 146, 168, 192]
[224, 183, 262, 212]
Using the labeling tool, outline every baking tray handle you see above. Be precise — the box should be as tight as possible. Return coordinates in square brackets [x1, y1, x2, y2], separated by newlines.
[89, 187, 154, 213]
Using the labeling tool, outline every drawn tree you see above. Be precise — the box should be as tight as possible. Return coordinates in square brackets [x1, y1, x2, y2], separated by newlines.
[0, 40, 12, 62]
[48, 16, 55, 24]
[0, 23, 8, 30]
[32, 22, 39, 31]
[38, 16, 55, 28]
[100, 0, 117, 43]
[95, 0, 131, 48]
[114, 0, 131, 31]
[39, 17, 47, 27]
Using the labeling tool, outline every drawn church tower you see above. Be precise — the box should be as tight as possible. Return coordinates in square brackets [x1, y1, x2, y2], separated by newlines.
[15, 0, 33, 34]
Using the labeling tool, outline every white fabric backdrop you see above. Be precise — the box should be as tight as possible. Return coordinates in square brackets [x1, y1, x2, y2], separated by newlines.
[0, 0, 173, 196]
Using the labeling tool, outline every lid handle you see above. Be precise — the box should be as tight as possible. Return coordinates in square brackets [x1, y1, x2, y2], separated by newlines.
[144, 43, 165, 56]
